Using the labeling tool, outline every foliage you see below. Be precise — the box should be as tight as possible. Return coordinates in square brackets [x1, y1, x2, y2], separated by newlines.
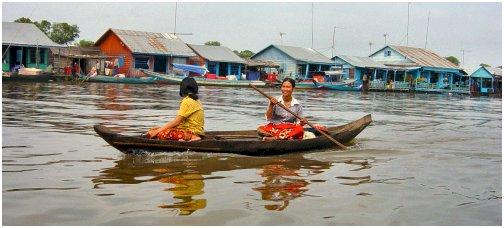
[445, 56, 460, 66]
[233, 50, 255, 59]
[479, 63, 491, 67]
[14, 17, 32, 23]
[34, 20, 51, 36]
[49, 23, 80, 45]
[13, 17, 80, 45]
[77, 39, 95, 47]
[204, 41, 221, 46]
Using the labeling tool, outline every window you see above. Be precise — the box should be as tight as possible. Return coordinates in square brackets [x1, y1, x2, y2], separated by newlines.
[230, 63, 239, 75]
[39, 49, 45, 64]
[29, 49, 36, 63]
[384, 50, 392, 57]
[134, 57, 149, 69]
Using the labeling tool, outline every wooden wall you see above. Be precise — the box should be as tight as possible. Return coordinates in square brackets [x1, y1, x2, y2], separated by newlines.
[98, 32, 133, 75]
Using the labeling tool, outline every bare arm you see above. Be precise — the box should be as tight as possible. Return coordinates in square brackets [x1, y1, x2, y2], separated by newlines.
[265, 97, 278, 120]
[147, 115, 185, 138]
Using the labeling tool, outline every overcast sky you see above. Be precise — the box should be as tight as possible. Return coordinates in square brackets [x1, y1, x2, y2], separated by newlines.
[2, 2, 502, 70]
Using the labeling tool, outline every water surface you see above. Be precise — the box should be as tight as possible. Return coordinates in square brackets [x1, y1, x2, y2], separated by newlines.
[2, 82, 501, 225]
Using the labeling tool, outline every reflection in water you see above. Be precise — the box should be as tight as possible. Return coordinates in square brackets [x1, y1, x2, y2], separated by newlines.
[158, 173, 206, 215]
[253, 164, 310, 211]
[92, 153, 333, 215]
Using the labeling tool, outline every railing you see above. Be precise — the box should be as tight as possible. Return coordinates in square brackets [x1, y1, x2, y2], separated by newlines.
[393, 81, 411, 90]
[415, 83, 437, 90]
[370, 81, 386, 89]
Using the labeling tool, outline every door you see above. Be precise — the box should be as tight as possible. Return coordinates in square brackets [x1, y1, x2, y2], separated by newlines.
[154, 56, 167, 73]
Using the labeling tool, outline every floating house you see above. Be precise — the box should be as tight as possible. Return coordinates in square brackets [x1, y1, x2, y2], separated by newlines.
[50, 46, 106, 75]
[331, 55, 387, 83]
[369, 45, 467, 93]
[2, 22, 62, 72]
[469, 66, 502, 94]
[187, 44, 245, 78]
[251, 44, 333, 79]
[94, 28, 196, 76]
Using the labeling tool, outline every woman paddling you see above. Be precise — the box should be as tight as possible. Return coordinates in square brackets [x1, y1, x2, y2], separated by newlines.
[257, 78, 308, 140]
[146, 77, 204, 141]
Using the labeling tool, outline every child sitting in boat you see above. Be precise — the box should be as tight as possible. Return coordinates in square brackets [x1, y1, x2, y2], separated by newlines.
[146, 77, 205, 142]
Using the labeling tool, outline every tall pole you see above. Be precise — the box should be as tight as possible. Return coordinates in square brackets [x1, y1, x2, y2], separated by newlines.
[174, 2, 178, 34]
[311, 2, 314, 49]
[280, 32, 286, 44]
[461, 49, 471, 67]
[368, 42, 373, 54]
[383, 33, 388, 45]
[332, 27, 335, 58]
[425, 11, 430, 48]
[406, 2, 410, 46]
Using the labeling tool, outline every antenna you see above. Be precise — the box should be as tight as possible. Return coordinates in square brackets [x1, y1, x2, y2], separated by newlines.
[383, 33, 388, 45]
[368, 41, 374, 54]
[406, 2, 411, 46]
[425, 11, 430, 48]
[279, 32, 286, 44]
[174, 2, 178, 34]
[461, 49, 471, 67]
[331, 26, 344, 58]
[311, 3, 314, 49]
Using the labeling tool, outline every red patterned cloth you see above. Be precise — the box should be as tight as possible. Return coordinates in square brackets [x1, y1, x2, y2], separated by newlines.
[155, 128, 194, 141]
[259, 123, 304, 140]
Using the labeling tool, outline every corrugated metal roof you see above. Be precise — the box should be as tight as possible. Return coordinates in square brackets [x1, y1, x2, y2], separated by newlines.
[188, 44, 244, 63]
[103, 28, 196, 57]
[388, 45, 459, 69]
[2, 22, 63, 47]
[484, 66, 502, 77]
[244, 59, 279, 67]
[335, 55, 386, 68]
[253, 44, 332, 64]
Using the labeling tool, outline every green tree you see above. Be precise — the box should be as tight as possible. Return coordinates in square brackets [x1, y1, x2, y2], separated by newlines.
[204, 41, 221, 46]
[445, 56, 460, 66]
[76, 39, 95, 47]
[14, 17, 32, 23]
[50, 23, 80, 45]
[238, 50, 255, 59]
[479, 63, 491, 67]
[34, 20, 51, 36]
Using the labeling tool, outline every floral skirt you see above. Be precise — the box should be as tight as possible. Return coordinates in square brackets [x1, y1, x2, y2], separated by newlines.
[153, 128, 195, 141]
[259, 123, 304, 140]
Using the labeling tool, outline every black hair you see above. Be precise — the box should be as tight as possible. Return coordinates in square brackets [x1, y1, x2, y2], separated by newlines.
[282, 77, 296, 88]
[179, 77, 199, 100]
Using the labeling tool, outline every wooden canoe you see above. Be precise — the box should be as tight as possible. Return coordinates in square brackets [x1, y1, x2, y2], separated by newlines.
[94, 114, 372, 156]
[78, 74, 166, 84]
[140, 69, 274, 88]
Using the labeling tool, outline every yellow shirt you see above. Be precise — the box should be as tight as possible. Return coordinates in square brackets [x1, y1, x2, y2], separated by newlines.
[177, 96, 205, 136]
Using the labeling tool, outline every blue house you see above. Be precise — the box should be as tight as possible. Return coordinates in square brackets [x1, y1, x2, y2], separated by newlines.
[469, 66, 502, 94]
[251, 44, 333, 80]
[188, 44, 245, 78]
[331, 54, 386, 82]
[369, 45, 467, 93]
[2, 22, 62, 72]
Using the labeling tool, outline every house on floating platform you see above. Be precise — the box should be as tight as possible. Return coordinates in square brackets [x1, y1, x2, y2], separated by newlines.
[369, 45, 468, 93]
[469, 66, 502, 95]
[251, 44, 333, 80]
[2, 22, 62, 72]
[331, 55, 390, 86]
[50, 46, 106, 75]
[94, 28, 196, 76]
[187, 44, 245, 79]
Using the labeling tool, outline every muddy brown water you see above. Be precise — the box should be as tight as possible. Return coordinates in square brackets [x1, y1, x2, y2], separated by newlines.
[2, 82, 501, 225]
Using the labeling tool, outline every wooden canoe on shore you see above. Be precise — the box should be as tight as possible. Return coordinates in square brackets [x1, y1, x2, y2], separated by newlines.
[94, 114, 372, 156]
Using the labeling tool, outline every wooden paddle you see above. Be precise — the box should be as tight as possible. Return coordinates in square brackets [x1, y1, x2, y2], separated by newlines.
[250, 84, 347, 149]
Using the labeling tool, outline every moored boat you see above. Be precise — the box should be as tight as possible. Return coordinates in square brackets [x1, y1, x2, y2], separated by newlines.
[313, 80, 362, 91]
[94, 114, 372, 156]
[2, 72, 53, 82]
[78, 74, 167, 84]
[141, 69, 273, 88]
